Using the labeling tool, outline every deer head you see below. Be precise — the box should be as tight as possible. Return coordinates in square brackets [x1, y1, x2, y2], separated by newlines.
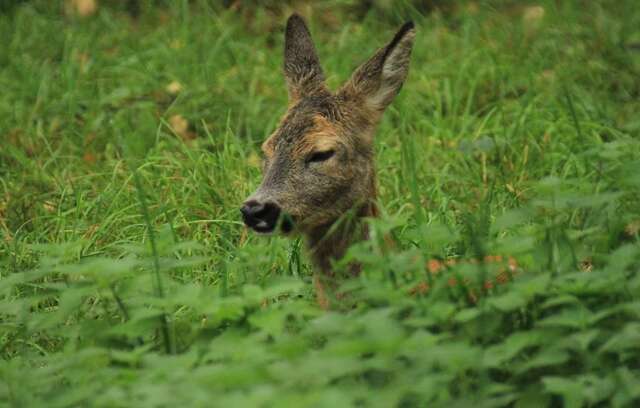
[241, 14, 415, 274]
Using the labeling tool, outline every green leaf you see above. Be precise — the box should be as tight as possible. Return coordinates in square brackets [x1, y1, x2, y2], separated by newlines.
[454, 307, 481, 323]
[514, 274, 551, 298]
[559, 329, 600, 352]
[248, 308, 287, 337]
[540, 294, 580, 310]
[542, 376, 584, 408]
[612, 367, 640, 406]
[606, 243, 640, 272]
[516, 348, 570, 374]
[260, 278, 305, 299]
[492, 208, 531, 231]
[536, 307, 593, 330]
[203, 296, 247, 325]
[599, 322, 640, 354]
[487, 291, 526, 312]
[484, 330, 546, 367]
[514, 385, 553, 408]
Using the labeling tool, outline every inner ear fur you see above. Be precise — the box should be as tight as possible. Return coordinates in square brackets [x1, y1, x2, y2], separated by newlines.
[339, 22, 416, 113]
[283, 14, 327, 103]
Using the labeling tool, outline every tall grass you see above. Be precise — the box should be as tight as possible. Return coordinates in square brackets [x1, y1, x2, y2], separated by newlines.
[1, 0, 639, 406]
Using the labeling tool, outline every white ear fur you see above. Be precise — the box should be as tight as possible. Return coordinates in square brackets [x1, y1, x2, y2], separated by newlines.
[371, 28, 416, 110]
[341, 22, 416, 112]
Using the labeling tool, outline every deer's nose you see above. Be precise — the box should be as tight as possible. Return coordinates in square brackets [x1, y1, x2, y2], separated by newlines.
[240, 200, 281, 233]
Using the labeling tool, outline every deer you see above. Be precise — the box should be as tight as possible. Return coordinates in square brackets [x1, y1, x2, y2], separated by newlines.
[241, 14, 518, 308]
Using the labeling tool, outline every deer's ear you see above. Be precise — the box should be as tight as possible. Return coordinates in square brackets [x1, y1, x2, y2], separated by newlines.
[340, 22, 415, 113]
[284, 14, 326, 103]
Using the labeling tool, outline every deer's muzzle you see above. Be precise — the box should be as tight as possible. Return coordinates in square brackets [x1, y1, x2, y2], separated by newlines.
[240, 199, 294, 234]
[240, 199, 280, 233]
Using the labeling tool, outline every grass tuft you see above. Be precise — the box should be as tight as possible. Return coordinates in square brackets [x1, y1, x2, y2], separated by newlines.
[1, 1, 639, 406]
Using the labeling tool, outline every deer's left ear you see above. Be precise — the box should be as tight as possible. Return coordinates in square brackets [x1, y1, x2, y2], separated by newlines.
[284, 14, 326, 103]
[340, 22, 415, 113]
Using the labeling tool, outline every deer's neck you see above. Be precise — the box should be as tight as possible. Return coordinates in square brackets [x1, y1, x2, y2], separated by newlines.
[305, 178, 378, 277]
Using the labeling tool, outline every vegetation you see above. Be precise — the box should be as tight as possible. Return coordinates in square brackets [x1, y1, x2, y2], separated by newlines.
[1, 1, 639, 406]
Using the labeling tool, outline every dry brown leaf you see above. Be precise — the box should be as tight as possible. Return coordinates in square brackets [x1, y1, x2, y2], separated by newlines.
[82, 224, 99, 240]
[580, 258, 593, 272]
[169, 114, 188, 134]
[43, 201, 56, 213]
[523, 6, 545, 24]
[83, 152, 97, 164]
[166, 81, 183, 95]
[625, 220, 640, 236]
[68, 0, 97, 17]
[465, 2, 479, 14]
[169, 114, 195, 141]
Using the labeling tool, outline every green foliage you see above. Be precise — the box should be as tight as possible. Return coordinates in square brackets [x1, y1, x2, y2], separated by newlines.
[1, 0, 639, 406]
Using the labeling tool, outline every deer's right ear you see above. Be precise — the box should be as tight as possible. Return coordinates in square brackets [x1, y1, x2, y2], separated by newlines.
[284, 14, 326, 103]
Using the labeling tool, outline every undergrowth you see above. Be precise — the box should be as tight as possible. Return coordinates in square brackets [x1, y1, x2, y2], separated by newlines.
[1, 0, 639, 406]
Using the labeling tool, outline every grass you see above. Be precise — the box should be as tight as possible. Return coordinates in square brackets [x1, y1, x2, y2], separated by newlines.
[1, 0, 640, 406]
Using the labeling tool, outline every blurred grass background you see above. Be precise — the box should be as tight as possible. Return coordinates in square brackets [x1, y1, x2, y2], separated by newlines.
[1, 0, 639, 406]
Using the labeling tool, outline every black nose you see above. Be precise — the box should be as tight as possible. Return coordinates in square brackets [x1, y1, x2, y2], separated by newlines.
[240, 200, 281, 232]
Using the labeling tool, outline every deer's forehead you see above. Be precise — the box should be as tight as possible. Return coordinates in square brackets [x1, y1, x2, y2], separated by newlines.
[262, 113, 342, 157]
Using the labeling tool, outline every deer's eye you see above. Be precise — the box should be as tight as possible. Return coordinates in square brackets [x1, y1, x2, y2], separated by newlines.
[307, 150, 335, 164]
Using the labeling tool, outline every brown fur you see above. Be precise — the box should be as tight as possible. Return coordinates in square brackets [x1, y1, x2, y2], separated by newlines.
[243, 14, 415, 306]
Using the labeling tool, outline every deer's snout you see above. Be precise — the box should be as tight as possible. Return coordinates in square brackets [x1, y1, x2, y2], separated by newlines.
[240, 199, 281, 233]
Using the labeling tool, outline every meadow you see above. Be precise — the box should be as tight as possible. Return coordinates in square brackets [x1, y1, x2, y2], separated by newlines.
[1, 0, 639, 406]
